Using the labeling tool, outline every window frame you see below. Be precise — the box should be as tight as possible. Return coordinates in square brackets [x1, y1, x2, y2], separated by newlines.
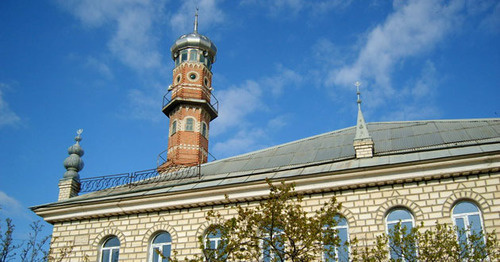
[452, 201, 486, 248]
[171, 120, 177, 136]
[385, 208, 416, 262]
[323, 216, 350, 262]
[100, 236, 120, 262]
[149, 231, 172, 262]
[185, 118, 194, 131]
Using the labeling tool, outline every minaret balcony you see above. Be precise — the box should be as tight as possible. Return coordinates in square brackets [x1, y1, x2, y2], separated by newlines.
[162, 90, 218, 120]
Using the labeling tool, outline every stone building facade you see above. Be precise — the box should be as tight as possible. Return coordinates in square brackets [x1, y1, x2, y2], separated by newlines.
[32, 14, 500, 262]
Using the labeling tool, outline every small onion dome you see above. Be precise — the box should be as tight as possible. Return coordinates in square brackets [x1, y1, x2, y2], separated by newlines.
[170, 32, 217, 62]
[63, 129, 84, 179]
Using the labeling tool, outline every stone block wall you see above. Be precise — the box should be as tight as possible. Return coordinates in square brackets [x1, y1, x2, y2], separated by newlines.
[49, 172, 500, 261]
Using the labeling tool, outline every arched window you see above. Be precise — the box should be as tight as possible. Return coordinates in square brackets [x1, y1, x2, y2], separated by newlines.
[171, 121, 177, 135]
[452, 201, 485, 248]
[185, 118, 194, 131]
[385, 208, 416, 261]
[324, 216, 349, 262]
[150, 232, 172, 262]
[201, 122, 207, 138]
[204, 226, 227, 261]
[100, 236, 120, 262]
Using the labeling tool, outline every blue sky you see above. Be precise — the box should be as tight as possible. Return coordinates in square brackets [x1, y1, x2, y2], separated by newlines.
[1, 0, 499, 242]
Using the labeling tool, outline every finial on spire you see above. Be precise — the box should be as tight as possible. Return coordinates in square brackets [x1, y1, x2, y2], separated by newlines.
[194, 8, 199, 33]
[353, 81, 374, 158]
[355, 81, 361, 106]
[63, 129, 85, 180]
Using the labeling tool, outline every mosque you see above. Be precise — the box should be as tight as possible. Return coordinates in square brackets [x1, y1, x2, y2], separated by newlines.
[32, 13, 500, 262]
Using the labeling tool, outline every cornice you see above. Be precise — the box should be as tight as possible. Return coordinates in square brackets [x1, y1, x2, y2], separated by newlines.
[32, 153, 500, 223]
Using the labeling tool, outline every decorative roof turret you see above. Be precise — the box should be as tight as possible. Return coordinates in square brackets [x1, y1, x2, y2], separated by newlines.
[170, 10, 217, 62]
[353, 82, 374, 158]
[63, 129, 84, 180]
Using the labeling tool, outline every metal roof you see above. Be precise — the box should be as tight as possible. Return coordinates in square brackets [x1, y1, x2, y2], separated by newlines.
[39, 118, 500, 205]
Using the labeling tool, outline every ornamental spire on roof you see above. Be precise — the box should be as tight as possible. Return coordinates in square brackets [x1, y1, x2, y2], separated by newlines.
[194, 8, 199, 33]
[353, 82, 374, 158]
[63, 129, 85, 180]
[354, 81, 371, 141]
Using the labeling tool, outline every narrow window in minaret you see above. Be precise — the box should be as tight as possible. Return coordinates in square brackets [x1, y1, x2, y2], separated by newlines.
[189, 50, 198, 61]
[200, 54, 205, 64]
[185, 118, 194, 131]
[201, 122, 207, 137]
[181, 50, 188, 62]
[171, 121, 177, 135]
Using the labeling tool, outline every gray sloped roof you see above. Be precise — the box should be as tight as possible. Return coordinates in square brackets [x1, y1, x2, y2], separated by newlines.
[42, 118, 500, 205]
[200, 118, 500, 175]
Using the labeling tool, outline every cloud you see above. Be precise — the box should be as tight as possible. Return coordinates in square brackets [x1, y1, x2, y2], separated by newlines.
[85, 56, 113, 79]
[125, 87, 164, 122]
[329, 0, 465, 107]
[0, 191, 26, 218]
[57, 0, 165, 71]
[261, 64, 303, 96]
[241, 0, 352, 17]
[211, 80, 263, 136]
[384, 61, 441, 121]
[0, 83, 21, 129]
[169, 0, 226, 36]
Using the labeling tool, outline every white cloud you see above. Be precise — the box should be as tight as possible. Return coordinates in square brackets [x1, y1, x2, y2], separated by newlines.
[329, 0, 465, 107]
[0, 83, 21, 129]
[169, 0, 226, 36]
[0, 191, 26, 218]
[261, 64, 303, 96]
[211, 80, 263, 136]
[212, 128, 268, 158]
[126, 87, 164, 122]
[242, 0, 351, 17]
[85, 56, 113, 79]
[57, 0, 165, 71]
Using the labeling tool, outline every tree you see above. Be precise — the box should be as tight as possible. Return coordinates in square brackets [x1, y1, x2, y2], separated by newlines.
[170, 179, 499, 262]
[353, 222, 499, 262]
[0, 217, 18, 262]
[172, 179, 346, 262]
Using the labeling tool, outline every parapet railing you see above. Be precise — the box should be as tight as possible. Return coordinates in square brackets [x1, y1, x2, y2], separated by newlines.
[161, 88, 219, 112]
[79, 165, 201, 193]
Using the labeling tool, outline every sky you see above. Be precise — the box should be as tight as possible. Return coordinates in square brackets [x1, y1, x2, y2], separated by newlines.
[0, 0, 499, 243]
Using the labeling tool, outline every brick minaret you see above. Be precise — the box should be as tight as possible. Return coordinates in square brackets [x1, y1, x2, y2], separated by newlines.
[160, 12, 218, 168]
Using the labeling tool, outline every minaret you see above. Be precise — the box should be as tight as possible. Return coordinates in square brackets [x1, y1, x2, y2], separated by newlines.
[353, 82, 374, 158]
[160, 11, 218, 168]
[58, 129, 84, 200]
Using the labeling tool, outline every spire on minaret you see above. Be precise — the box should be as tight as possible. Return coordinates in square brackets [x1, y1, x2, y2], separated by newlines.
[353, 82, 374, 158]
[59, 129, 83, 200]
[194, 8, 199, 33]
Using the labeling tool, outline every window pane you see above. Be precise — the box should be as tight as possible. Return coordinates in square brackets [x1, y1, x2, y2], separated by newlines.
[387, 209, 412, 221]
[200, 55, 205, 63]
[181, 51, 188, 62]
[185, 118, 194, 131]
[111, 249, 119, 262]
[104, 237, 120, 247]
[162, 244, 171, 262]
[453, 201, 479, 214]
[102, 250, 110, 262]
[153, 247, 159, 262]
[189, 50, 198, 61]
[153, 232, 171, 244]
[338, 227, 349, 262]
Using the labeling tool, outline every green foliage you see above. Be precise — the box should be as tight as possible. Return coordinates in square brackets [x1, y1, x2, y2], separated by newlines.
[354, 222, 499, 262]
[172, 179, 345, 262]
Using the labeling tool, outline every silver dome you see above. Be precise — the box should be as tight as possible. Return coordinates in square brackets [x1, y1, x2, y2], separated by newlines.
[170, 32, 217, 62]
